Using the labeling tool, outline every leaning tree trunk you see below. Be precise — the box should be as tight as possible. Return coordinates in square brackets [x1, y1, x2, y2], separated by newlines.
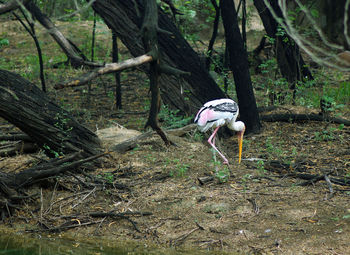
[0, 69, 102, 158]
[91, 0, 226, 114]
[220, 0, 261, 134]
[253, 0, 313, 98]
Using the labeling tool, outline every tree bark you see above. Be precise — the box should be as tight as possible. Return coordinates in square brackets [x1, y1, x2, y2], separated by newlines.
[0, 69, 102, 158]
[90, 0, 226, 115]
[220, 0, 261, 134]
[0, 0, 30, 15]
[322, 0, 349, 48]
[141, 0, 171, 145]
[253, 0, 313, 92]
[112, 32, 122, 109]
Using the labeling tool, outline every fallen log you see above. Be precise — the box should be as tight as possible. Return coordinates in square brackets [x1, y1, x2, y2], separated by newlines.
[261, 113, 350, 126]
[0, 140, 38, 156]
[2, 152, 107, 188]
[0, 69, 102, 158]
[264, 161, 350, 186]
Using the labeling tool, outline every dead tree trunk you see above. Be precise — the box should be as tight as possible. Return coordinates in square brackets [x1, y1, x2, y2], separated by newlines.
[0, 69, 102, 158]
[141, 0, 171, 145]
[91, 0, 226, 114]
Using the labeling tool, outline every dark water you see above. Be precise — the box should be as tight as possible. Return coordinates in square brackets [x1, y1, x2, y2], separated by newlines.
[0, 233, 127, 255]
[0, 230, 227, 255]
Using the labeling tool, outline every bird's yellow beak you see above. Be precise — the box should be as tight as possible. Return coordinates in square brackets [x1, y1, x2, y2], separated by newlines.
[237, 129, 245, 164]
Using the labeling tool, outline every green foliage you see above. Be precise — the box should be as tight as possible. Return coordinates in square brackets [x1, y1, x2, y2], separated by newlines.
[42, 111, 73, 157]
[54, 111, 73, 133]
[257, 60, 349, 109]
[313, 125, 343, 142]
[265, 137, 284, 159]
[97, 172, 114, 184]
[42, 144, 62, 158]
[310, 9, 319, 18]
[296, 70, 350, 109]
[144, 153, 157, 163]
[314, 129, 334, 141]
[241, 174, 252, 191]
[165, 158, 190, 178]
[0, 38, 9, 48]
[276, 25, 289, 44]
[129, 145, 140, 155]
[158, 104, 192, 129]
[258, 58, 290, 105]
[165, 0, 216, 44]
[256, 160, 266, 175]
[260, 136, 300, 163]
[264, 34, 275, 44]
[192, 131, 204, 142]
[215, 165, 230, 183]
[323, 81, 350, 106]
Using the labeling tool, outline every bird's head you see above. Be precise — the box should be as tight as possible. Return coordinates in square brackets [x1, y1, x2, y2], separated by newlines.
[234, 121, 245, 164]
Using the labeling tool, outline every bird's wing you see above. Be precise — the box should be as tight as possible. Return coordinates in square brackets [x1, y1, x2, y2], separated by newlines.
[195, 101, 238, 131]
[210, 101, 238, 114]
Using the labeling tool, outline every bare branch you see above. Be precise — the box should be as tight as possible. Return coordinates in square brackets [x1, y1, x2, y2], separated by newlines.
[55, 54, 153, 89]
[56, 0, 97, 21]
[0, 0, 29, 15]
[262, 0, 350, 71]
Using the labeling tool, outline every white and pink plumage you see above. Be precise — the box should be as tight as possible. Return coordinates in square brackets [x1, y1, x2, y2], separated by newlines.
[194, 98, 245, 165]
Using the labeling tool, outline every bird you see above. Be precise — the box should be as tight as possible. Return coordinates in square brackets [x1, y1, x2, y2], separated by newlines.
[194, 98, 245, 165]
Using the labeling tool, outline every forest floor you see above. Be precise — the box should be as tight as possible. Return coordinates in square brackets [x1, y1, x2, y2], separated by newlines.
[1, 20, 350, 254]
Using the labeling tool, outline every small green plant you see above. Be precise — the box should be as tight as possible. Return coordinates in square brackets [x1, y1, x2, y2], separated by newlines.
[145, 153, 157, 163]
[209, 156, 230, 183]
[43, 144, 62, 158]
[175, 163, 189, 177]
[97, 172, 114, 184]
[107, 90, 114, 100]
[314, 128, 336, 141]
[42, 111, 74, 158]
[54, 111, 73, 133]
[104, 173, 114, 183]
[192, 131, 204, 142]
[256, 160, 266, 175]
[344, 172, 350, 185]
[241, 174, 252, 191]
[167, 158, 190, 178]
[258, 58, 290, 105]
[129, 145, 140, 155]
[158, 104, 192, 129]
[0, 38, 9, 48]
[265, 137, 284, 159]
[215, 165, 230, 183]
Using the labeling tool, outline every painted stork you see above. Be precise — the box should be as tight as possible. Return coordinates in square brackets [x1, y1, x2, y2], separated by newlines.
[194, 98, 245, 165]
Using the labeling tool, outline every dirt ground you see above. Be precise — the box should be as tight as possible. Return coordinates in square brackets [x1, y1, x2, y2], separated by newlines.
[1, 78, 350, 254]
[1, 19, 350, 254]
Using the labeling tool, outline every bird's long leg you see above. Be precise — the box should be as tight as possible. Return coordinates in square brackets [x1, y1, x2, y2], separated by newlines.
[208, 127, 229, 165]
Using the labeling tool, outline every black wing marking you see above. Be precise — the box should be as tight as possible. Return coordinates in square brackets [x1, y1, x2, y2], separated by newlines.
[210, 102, 238, 114]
